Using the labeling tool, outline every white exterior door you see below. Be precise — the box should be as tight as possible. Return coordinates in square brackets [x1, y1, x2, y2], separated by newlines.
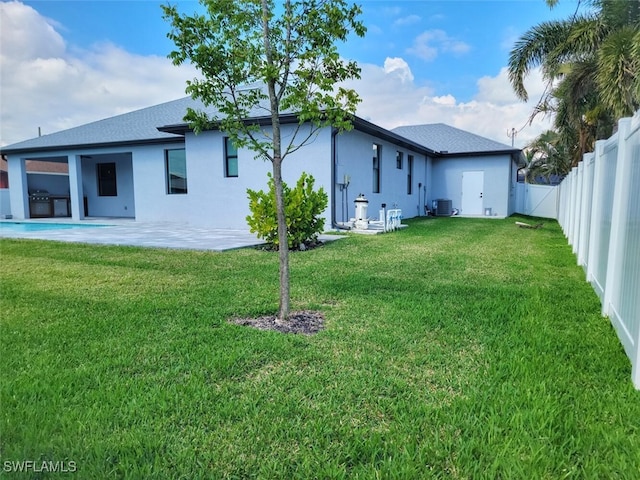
[461, 171, 484, 215]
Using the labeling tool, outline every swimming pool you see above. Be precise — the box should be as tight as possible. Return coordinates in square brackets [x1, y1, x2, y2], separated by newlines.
[0, 222, 109, 232]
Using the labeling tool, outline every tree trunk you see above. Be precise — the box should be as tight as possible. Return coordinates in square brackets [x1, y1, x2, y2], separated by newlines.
[272, 156, 290, 321]
[262, 0, 290, 321]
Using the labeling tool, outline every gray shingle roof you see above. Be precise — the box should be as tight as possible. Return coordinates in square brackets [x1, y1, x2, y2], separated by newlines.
[1, 97, 205, 153]
[3, 92, 518, 157]
[1, 85, 280, 154]
[392, 123, 517, 154]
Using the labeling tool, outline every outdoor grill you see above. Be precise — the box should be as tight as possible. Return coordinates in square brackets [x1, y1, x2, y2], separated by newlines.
[29, 189, 51, 217]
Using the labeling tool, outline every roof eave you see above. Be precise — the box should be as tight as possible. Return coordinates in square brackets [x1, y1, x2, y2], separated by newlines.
[157, 113, 302, 135]
[0, 136, 185, 156]
[437, 148, 521, 158]
[158, 113, 441, 157]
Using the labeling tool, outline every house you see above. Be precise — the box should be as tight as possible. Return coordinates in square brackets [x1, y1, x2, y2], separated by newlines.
[1, 96, 521, 228]
[393, 124, 522, 216]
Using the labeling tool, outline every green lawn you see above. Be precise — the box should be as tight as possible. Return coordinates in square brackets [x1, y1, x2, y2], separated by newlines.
[1, 216, 638, 479]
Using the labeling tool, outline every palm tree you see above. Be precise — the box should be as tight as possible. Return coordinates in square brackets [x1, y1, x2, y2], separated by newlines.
[509, 0, 639, 161]
[523, 130, 572, 184]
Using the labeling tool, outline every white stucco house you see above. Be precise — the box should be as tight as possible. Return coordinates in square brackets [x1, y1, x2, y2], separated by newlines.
[1, 96, 521, 229]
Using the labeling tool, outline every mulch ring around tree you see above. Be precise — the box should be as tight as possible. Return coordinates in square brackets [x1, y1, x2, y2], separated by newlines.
[256, 240, 325, 252]
[229, 310, 325, 335]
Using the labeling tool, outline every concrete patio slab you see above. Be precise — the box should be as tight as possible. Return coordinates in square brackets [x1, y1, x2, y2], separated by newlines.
[0, 219, 345, 251]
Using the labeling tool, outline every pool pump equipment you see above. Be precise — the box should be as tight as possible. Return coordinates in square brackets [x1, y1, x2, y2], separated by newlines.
[354, 194, 369, 230]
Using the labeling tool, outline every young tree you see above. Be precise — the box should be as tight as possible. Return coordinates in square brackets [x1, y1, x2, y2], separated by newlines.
[162, 0, 365, 321]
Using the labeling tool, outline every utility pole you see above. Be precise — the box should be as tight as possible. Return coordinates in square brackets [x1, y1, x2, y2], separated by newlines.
[507, 127, 517, 147]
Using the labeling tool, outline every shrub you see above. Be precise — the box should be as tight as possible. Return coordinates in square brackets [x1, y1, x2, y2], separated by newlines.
[246, 172, 328, 249]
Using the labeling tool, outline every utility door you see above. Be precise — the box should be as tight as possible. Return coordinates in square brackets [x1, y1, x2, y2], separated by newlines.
[461, 171, 484, 215]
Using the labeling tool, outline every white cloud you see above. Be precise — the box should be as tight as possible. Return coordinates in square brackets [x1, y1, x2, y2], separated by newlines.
[407, 30, 471, 61]
[476, 66, 549, 106]
[0, 0, 65, 61]
[431, 94, 456, 106]
[0, 2, 552, 151]
[393, 14, 421, 27]
[383, 57, 414, 83]
[346, 58, 553, 148]
[0, 1, 198, 146]
[341, 60, 435, 129]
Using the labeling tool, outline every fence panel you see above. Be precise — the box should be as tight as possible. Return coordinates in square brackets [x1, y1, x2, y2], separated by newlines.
[557, 112, 640, 389]
[589, 139, 618, 299]
[514, 184, 558, 218]
[604, 117, 640, 388]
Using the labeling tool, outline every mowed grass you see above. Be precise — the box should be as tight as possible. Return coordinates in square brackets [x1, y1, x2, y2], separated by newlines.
[1, 216, 638, 479]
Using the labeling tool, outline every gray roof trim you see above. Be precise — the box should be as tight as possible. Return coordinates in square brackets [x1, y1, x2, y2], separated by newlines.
[158, 113, 441, 157]
[437, 149, 520, 158]
[157, 113, 303, 135]
[0, 136, 185, 155]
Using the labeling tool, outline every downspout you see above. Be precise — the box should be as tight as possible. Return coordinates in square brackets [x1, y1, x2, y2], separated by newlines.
[331, 127, 351, 230]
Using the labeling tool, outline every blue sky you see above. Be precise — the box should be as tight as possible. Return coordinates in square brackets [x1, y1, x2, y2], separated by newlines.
[2, 0, 581, 147]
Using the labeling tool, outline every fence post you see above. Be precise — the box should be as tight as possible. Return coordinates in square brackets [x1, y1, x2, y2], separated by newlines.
[634, 342, 640, 391]
[567, 167, 578, 245]
[562, 174, 569, 232]
[577, 153, 595, 269]
[558, 176, 566, 231]
[602, 118, 632, 317]
[558, 175, 568, 229]
[572, 162, 584, 255]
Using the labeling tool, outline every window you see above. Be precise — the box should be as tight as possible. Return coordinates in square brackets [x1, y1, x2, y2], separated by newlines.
[372, 143, 381, 193]
[97, 162, 117, 196]
[407, 155, 414, 194]
[166, 149, 187, 194]
[396, 151, 403, 169]
[224, 137, 238, 177]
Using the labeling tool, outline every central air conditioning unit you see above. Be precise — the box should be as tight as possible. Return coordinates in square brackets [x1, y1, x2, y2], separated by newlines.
[435, 199, 452, 217]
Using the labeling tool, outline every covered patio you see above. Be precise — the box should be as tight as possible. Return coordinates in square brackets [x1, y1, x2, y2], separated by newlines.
[7, 151, 135, 221]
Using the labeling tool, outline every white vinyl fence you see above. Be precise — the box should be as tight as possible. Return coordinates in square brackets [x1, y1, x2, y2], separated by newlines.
[515, 183, 558, 219]
[557, 112, 640, 389]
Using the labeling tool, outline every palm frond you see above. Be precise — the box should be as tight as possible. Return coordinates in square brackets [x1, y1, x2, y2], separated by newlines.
[508, 20, 576, 100]
[597, 26, 640, 117]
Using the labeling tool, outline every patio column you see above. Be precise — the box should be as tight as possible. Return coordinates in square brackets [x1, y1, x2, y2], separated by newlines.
[7, 156, 29, 219]
[68, 155, 85, 220]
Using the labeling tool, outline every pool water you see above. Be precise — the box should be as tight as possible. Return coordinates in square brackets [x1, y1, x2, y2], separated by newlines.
[0, 222, 108, 232]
